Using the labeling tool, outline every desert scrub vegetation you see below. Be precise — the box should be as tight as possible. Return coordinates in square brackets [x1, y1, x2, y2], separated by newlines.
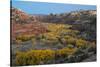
[45, 23, 79, 36]
[66, 36, 76, 45]
[15, 34, 35, 42]
[13, 23, 96, 66]
[56, 47, 77, 58]
[14, 23, 80, 46]
[76, 39, 88, 48]
[15, 47, 78, 65]
[46, 23, 72, 32]
[16, 49, 55, 65]
[11, 8, 96, 66]
[35, 23, 80, 46]
[15, 40, 96, 66]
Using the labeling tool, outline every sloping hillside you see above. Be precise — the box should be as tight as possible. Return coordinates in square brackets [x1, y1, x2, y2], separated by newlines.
[11, 8, 96, 66]
[38, 10, 96, 41]
[38, 10, 96, 24]
[11, 7, 47, 40]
